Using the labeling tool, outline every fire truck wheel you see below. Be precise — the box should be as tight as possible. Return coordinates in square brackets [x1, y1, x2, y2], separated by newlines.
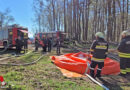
[3, 42, 7, 49]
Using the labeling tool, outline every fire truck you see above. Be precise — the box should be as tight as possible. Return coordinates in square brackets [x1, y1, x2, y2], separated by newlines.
[35, 31, 65, 46]
[0, 25, 28, 48]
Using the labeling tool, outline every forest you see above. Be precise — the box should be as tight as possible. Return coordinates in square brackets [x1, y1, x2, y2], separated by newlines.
[33, 0, 130, 42]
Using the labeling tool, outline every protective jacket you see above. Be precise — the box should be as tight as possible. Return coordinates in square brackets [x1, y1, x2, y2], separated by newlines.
[117, 36, 130, 58]
[90, 38, 109, 61]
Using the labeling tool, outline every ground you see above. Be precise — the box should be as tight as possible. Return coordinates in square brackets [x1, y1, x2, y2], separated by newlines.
[0, 44, 130, 90]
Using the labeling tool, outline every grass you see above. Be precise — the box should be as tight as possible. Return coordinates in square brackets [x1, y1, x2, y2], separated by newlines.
[0, 50, 130, 90]
[16, 51, 41, 63]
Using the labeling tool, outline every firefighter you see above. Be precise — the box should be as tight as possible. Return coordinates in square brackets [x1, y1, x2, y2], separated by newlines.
[35, 37, 39, 51]
[23, 33, 28, 53]
[23, 38, 28, 53]
[15, 36, 22, 54]
[90, 32, 109, 78]
[117, 29, 130, 77]
[42, 35, 47, 52]
[47, 37, 52, 52]
[56, 36, 61, 55]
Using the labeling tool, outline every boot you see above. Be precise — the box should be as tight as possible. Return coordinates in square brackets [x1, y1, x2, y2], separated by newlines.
[96, 70, 101, 78]
[90, 70, 95, 78]
[119, 73, 126, 78]
[126, 72, 130, 76]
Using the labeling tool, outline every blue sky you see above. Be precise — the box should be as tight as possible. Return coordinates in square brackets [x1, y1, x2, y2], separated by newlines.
[0, 0, 34, 37]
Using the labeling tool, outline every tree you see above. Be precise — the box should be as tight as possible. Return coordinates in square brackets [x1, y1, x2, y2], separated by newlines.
[0, 8, 14, 30]
[33, 0, 45, 32]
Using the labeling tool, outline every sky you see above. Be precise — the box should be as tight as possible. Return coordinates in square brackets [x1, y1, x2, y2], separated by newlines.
[0, 0, 34, 37]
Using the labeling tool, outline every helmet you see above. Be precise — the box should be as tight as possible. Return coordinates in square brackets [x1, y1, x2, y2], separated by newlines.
[95, 32, 104, 39]
[121, 29, 130, 36]
[121, 31, 127, 36]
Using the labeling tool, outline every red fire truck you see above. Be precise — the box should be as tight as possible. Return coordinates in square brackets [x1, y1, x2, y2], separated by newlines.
[0, 25, 28, 48]
[35, 31, 65, 46]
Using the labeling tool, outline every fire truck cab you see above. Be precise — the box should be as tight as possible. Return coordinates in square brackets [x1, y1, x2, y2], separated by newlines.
[35, 31, 65, 46]
[0, 25, 28, 48]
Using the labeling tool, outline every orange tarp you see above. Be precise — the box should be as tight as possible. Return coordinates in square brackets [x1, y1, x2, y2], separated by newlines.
[57, 67, 84, 77]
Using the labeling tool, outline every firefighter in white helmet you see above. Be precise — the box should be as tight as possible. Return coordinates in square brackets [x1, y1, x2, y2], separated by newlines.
[90, 32, 109, 78]
[117, 29, 130, 77]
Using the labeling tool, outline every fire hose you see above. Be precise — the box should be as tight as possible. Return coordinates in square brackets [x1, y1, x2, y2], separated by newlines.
[0, 44, 11, 53]
[0, 52, 48, 66]
[84, 62, 109, 90]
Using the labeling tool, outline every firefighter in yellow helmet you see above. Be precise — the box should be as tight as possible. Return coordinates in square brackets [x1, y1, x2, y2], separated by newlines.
[117, 29, 130, 77]
[90, 32, 109, 78]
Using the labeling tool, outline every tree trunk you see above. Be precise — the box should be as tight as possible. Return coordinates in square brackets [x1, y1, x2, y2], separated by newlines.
[52, 0, 55, 31]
